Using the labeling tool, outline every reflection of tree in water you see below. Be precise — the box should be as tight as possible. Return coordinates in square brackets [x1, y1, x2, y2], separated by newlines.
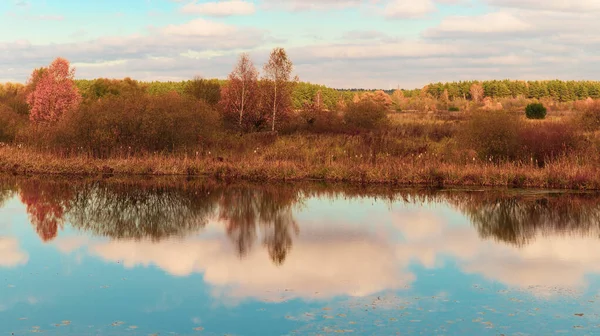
[67, 181, 219, 241]
[218, 185, 300, 265]
[262, 209, 299, 265]
[298, 186, 600, 248]
[219, 188, 259, 257]
[446, 192, 600, 246]
[18, 179, 74, 242]
[0, 178, 17, 209]
[12, 177, 304, 266]
[20, 177, 600, 264]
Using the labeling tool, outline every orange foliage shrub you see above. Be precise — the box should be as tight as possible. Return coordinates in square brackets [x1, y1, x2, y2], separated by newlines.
[298, 101, 343, 133]
[32, 92, 220, 156]
[344, 99, 388, 130]
[361, 90, 393, 109]
[460, 110, 521, 161]
[470, 83, 484, 103]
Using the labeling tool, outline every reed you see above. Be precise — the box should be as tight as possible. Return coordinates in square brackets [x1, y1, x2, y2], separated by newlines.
[2, 136, 599, 190]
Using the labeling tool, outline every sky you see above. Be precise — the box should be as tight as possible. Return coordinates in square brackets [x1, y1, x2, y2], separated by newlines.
[1, 0, 599, 89]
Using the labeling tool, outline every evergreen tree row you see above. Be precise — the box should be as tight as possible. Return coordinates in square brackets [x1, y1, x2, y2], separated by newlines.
[422, 80, 600, 102]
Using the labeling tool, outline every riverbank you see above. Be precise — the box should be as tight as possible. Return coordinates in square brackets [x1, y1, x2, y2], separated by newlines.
[2, 145, 599, 190]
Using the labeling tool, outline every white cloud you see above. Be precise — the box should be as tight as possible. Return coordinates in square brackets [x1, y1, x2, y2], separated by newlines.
[425, 12, 531, 37]
[434, 0, 471, 4]
[162, 18, 237, 37]
[485, 0, 600, 12]
[0, 17, 264, 82]
[292, 40, 463, 61]
[261, 0, 362, 11]
[180, 0, 256, 16]
[0, 237, 28, 267]
[384, 0, 437, 19]
[341, 30, 389, 40]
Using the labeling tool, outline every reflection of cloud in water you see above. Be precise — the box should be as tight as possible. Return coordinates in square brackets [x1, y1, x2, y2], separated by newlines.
[90, 225, 415, 301]
[40, 191, 600, 300]
[463, 234, 600, 290]
[0, 237, 28, 267]
[394, 210, 600, 292]
[53, 236, 90, 254]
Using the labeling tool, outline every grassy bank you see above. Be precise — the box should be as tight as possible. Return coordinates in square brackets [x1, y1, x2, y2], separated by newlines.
[5, 62, 600, 190]
[2, 137, 599, 190]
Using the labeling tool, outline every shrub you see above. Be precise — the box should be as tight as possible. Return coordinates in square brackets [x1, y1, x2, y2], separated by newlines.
[344, 99, 388, 130]
[298, 102, 344, 133]
[360, 90, 393, 109]
[460, 110, 521, 162]
[0, 104, 25, 143]
[427, 122, 458, 142]
[518, 120, 578, 167]
[578, 99, 600, 131]
[499, 97, 529, 113]
[448, 106, 460, 112]
[525, 103, 547, 119]
[0, 83, 29, 116]
[35, 92, 221, 156]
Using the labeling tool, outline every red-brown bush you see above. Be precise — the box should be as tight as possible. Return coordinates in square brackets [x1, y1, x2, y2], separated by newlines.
[344, 99, 389, 130]
[0, 104, 26, 143]
[25, 92, 221, 156]
[578, 99, 600, 131]
[518, 121, 578, 167]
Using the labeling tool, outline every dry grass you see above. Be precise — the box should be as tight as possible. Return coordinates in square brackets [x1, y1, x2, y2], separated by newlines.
[2, 138, 600, 190]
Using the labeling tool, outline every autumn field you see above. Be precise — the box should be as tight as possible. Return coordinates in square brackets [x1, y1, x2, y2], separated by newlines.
[2, 49, 600, 189]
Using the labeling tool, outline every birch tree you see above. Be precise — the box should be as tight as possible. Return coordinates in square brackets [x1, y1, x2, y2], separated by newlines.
[263, 48, 293, 132]
[220, 53, 259, 132]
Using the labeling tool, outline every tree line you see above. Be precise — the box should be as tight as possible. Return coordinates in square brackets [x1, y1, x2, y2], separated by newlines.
[73, 75, 357, 111]
[72, 79, 600, 107]
[419, 80, 600, 102]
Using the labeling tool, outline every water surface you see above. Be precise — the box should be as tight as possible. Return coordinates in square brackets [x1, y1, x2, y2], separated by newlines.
[2, 177, 600, 335]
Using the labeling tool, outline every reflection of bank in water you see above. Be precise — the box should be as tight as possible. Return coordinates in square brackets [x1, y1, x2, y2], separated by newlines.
[5, 175, 600, 264]
[5, 177, 302, 265]
[444, 190, 600, 246]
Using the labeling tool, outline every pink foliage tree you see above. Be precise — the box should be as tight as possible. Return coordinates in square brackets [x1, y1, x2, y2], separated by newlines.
[26, 57, 81, 124]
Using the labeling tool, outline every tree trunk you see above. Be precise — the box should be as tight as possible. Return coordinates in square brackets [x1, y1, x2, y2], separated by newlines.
[272, 81, 277, 132]
[239, 83, 245, 132]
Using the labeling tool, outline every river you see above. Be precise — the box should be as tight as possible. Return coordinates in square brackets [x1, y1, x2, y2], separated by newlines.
[1, 177, 600, 335]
